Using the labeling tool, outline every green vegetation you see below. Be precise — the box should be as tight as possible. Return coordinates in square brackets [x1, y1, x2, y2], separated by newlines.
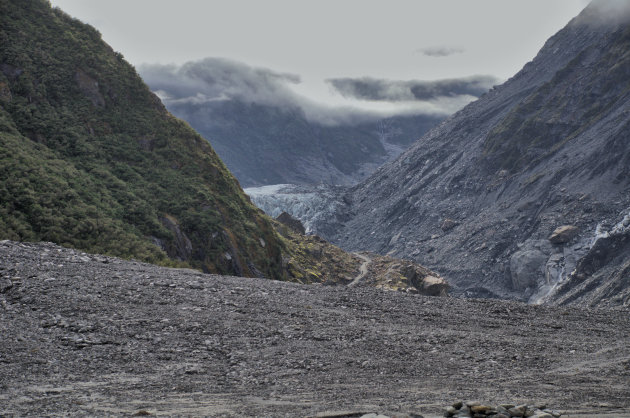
[0, 0, 288, 278]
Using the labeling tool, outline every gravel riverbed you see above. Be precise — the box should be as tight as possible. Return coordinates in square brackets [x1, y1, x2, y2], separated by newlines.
[1, 241, 629, 417]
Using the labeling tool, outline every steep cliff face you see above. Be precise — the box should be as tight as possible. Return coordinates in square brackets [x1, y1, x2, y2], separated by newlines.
[329, 1, 630, 305]
[0, 0, 287, 277]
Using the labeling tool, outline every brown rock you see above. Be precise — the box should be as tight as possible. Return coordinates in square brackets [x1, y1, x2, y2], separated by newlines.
[470, 405, 494, 414]
[549, 225, 579, 244]
[421, 275, 450, 296]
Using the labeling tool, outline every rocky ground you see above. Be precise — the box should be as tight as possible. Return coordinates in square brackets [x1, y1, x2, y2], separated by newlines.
[1, 240, 629, 417]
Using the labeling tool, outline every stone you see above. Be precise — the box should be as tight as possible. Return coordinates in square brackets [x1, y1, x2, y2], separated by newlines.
[510, 248, 547, 291]
[470, 405, 493, 414]
[445, 406, 458, 415]
[421, 275, 450, 296]
[508, 405, 528, 417]
[441, 218, 459, 231]
[452, 401, 463, 409]
[549, 225, 579, 244]
[276, 212, 306, 235]
[0, 278, 13, 293]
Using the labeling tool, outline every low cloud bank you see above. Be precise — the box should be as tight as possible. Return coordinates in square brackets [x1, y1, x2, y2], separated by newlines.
[140, 58, 497, 126]
[577, 0, 630, 26]
[418, 46, 465, 57]
[140, 57, 301, 108]
[326, 76, 499, 102]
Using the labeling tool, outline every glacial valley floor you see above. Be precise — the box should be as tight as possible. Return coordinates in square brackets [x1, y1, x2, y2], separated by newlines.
[0, 240, 629, 417]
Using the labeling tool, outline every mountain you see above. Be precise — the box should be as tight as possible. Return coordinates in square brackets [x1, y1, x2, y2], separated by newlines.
[142, 89, 443, 187]
[0, 0, 447, 295]
[0, 0, 290, 278]
[323, 1, 630, 306]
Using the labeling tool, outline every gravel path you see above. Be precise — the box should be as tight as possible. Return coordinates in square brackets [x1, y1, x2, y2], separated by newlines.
[348, 253, 371, 287]
[1, 241, 629, 417]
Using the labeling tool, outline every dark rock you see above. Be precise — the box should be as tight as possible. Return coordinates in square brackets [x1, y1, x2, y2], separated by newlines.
[441, 218, 459, 232]
[276, 212, 306, 235]
[0, 278, 13, 293]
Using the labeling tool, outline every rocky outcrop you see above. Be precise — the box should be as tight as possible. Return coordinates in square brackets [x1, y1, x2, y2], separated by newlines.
[510, 245, 548, 292]
[324, 2, 630, 306]
[157, 215, 193, 261]
[357, 253, 450, 296]
[550, 210, 630, 307]
[276, 211, 306, 235]
[74, 69, 105, 107]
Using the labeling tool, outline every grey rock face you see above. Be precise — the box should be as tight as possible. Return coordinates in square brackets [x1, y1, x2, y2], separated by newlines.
[321, 4, 630, 306]
[510, 248, 548, 292]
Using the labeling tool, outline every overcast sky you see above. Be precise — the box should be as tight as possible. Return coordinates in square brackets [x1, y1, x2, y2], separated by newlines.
[50, 0, 590, 110]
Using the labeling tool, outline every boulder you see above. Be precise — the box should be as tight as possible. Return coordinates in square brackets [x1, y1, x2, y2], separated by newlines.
[276, 212, 306, 235]
[441, 218, 459, 231]
[510, 249, 547, 291]
[421, 275, 449, 296]
[549, 225, 579, 244]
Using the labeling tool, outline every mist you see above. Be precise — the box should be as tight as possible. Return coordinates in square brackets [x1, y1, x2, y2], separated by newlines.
[326, 76, 499, 102]
[139, 58, 496, 126]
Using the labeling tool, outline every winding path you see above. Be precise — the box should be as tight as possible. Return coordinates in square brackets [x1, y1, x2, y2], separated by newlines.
[348, 252, 371, 287]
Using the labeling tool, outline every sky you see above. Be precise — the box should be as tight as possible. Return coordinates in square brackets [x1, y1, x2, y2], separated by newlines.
[49, 0, 591, 117]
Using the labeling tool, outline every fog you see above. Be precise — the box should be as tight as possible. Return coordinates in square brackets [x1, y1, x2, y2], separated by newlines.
[140, 58, 495, 126]
[326, 76, 499, 102]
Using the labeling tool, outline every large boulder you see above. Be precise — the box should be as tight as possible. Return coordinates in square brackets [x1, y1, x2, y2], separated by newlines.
[510, 249, 548, 291]
[549, 225, 579, 244]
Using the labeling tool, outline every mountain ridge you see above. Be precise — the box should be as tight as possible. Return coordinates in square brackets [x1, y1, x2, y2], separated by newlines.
[321, 1, 630, 306]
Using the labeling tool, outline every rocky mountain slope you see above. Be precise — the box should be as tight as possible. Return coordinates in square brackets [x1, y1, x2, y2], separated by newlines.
[2, 240, 629, 416]
[146, 92, 443, 187]
[325, 1, 630, 306]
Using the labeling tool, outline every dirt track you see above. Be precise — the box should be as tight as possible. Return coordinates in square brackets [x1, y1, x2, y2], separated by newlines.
[1, 241, 629, 417]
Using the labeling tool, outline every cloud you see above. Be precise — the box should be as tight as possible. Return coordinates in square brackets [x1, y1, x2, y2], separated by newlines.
[139, 58, 497, 126]
[575, 0, 630, 26]
[418, 46, 465, 58]
[326, 76, 499, 102]
[139, 58, 302, 109]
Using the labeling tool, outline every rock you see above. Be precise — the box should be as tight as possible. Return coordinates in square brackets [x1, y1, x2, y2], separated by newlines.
[0, 278, 13, 293]
[389, 232, 402, 245]
[441, 218, 459, 232]
[445, 406, 457, 415]
[159, 215, 193, 261]
[508, 405, 528, 417]
[549, 225, 579, 244]
[421, 275, 450, 296]
[276, 212, 306, 235]
[510, 249, 548, 291]
[452, 401, 463, 409]
[470, 405, 494, 414]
